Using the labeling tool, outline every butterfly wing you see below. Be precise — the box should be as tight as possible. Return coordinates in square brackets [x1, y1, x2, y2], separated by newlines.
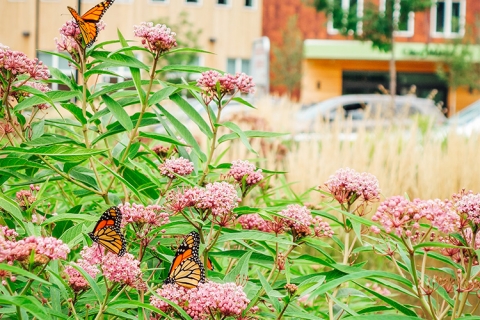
[67, 0, 115, 47]
[164, 232, 205, 288]
[88, 206, 126, 256]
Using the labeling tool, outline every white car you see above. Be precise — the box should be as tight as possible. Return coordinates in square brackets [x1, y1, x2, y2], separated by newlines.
[442, 99, 480, 136]
[294, 94, 446, 134]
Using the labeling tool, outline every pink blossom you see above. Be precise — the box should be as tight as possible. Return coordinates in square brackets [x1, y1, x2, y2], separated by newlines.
[159, 157, 194, 178]
[238, 213, 271, 232]
[197, 182, 241, 223]
[372, 195, 414, 236]
[0, 236, 70, 264]
[312, 216, 334, 238]
[0, 44, 49, 80]
[166, 187, 204, 213]
[324, 167, 380, 205]
[79, 244, 104, 265]
[235, 72, 255, 94]
[454, 191, 480, 224]
[15, 189, 36, 208]
[101, 252, 142, 288]
[228, 160, 263, 185]
[134, 22, 177, 54]
[280, 204, 313, 236]
[151, 282, 249, 319]
[64, 261, 99, 292]
[414, 199, 459, 234]
[11, 81, 51, 110]
[118, 203, 170, 228]
[0, 226, 18, 240]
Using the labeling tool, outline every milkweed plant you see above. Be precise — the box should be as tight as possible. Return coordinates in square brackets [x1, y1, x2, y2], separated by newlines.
[0, 14, 479, 320]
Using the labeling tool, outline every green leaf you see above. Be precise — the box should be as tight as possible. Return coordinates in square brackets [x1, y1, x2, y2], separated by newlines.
[0, 264, 51, 285]
[59, 102, 87, 124]
[90, 50, 149, 70]
[117, 30, 146, 104]
[0, 146, 105, 163]
[170, 93, 213, 138]
[258, 271, 282, 313]
[89, 79, 155, 100]
[224, 251, 252, 283]
[101, 94, 133, 131]
[220, 121, 257, 154]
[14, 90, 79, 111]
[0, 193, 25, 231]
[155, 104, 206, 162]
[60, 222, 89, 246]
[97, 160, 144, 203]
[148, 86, 178, 106]
[357, 283, 418, 317]
[0, 296, 50, 320]
[49, 67, 76, 90]
[217, 230, 295, 245]
[108, 299, 170, 317]
[218, 130, 288, 143]
[138, 132, 187, 145]
[30, 119, 45, 140]
[158, 64, 221, 74]
[71, 263, 103, 304]
[42, 213, 98, 225]
[23, 134, 80, 147]
[0, 157, 46, 169]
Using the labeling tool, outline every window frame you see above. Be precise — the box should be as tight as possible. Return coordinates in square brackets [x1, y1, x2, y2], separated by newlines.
[216, 0, 230, 7]
[244, 0, 256, 9]
[226, 58, 251, 75]
[149, 0, 168, 4]
[37, 52, 71, 91]
[185, 0, 201, 5]
[430, 0, 466, 38]
[327, 0, 364, 35]
[379, 0, 415, 37]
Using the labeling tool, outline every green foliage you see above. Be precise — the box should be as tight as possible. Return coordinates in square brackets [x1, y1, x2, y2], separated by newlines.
[1, 12, 480, 320]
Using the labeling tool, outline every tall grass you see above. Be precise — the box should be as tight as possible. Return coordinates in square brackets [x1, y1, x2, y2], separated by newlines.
[207, 96, 480, 201]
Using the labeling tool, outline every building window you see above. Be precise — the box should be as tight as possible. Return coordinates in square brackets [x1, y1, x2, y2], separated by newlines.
[37, 52, 71, 91]
[185, 0, 199, 3]
[431, 0, 465, 37]
[328, 0, 364, 35]
[217, 0, 228, 5]
[245, 0, 254, 7]
[227, 58, 250, 75]
[151, 0, 167, 2]
[379, 0, 414, 37]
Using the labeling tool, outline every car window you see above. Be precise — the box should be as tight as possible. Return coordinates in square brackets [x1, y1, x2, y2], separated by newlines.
[342, 103, 366, 120]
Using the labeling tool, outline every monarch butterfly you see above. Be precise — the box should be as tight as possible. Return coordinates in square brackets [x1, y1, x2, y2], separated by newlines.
[67, 0, 115, 47]
[164, 231, 206, 289]
[88, 206, 126, 256]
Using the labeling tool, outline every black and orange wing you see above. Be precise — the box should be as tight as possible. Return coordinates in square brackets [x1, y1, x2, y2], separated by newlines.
[67, 0, 115, 47]
[88, 206, 126, 256]
[164, 232, 205, 288]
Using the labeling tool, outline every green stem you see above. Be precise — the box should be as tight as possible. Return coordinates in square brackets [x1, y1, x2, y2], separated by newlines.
[94, 282, 117, 320]
[408, 251, 434, 320]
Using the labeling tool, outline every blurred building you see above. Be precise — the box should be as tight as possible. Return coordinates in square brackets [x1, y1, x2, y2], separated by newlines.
[263, 0, 480, 112]
[0, 0, 261, 83]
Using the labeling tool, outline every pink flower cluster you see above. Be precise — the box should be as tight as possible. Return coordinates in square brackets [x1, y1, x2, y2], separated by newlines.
[55, 20, 106, 54]
[118, 203, 170, 228]
[0, 234, 70, 264]
[16, 189, 36, 208]
[371, 196, 460, 237]
[238, 205, 334, 239]
[65, 244, 143, 290]
[150, 282, 250, 319]
[133, 22, 177, 54]
[324, 167, 380, 205]
[196, 70, 255, 103]
[228, 160, 263, 186]
[453, 190, 480, 224]
[101, 252, 143, 287]
[167, 182, 241, 225]
[0, 44, 49, 80]
[159, 157, 194, 178]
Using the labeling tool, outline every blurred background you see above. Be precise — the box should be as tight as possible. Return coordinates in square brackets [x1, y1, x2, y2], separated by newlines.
[2, 0, 480, 200]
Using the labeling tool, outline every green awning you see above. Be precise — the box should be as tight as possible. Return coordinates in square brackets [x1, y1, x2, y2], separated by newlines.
[304, 39, 480, 62]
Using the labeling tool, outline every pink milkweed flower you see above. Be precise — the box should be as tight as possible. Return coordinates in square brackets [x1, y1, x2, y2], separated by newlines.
[16, 189, 36, 209]
[101, 252, 143, 288]
[64, 261, 100, 292]
[235, 72, 255, 94]
[324, 167, 380, 206]
[0, 235, 70, 264]
[159, 157, 194, 179]
[238, 213, 271, 232]
[197, 182, 241, 226]
[134, 22, 177, 54]
[166, 186, 204, 214]
[118, 203, 170, 228]
[280, 204, 313, 237]
[0, 44, 49, 81]
[453, 190, 480, 225]
[151, 282, 250, 319]
[228, 160, 263, 186]
[196, 70, 256, 105]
